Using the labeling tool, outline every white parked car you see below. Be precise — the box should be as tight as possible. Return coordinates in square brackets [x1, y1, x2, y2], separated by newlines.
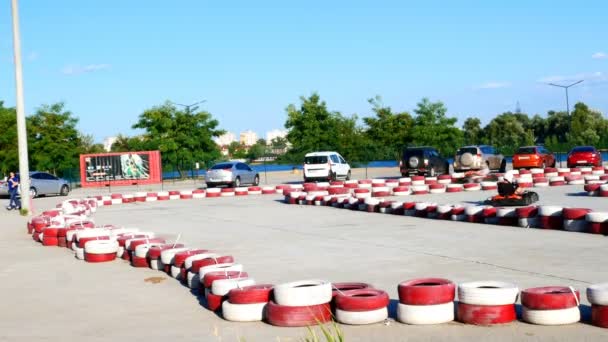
[303, 151, 351, 182]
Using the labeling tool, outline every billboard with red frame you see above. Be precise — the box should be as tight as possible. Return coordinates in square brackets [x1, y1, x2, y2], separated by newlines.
[80, 150, 162, 188]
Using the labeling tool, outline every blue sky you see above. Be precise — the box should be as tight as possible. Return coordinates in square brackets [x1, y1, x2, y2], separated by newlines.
[1, 0, 607, 142]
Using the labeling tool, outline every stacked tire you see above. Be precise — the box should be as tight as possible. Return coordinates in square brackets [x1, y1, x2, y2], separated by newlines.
[521, 286, 580, 325]
[397, 278, 455, 325]
[457, 281, 518, 325]
[223, 284, 274, 322]
[266, 280, 332, 327]
[334, 288, 389, 325]
[587, 283, 608, 328]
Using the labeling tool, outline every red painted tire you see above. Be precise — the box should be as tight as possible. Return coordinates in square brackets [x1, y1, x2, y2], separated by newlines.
[43, 227, 60, 237]
[203, 271, 249, 289]
[57, 237, 67, 247]
[372, 191, 390, 197]
[173, 249, 209, 268]
[331, 282, 372, 297]
[266, 301, 332, 327]
[446, 187, 462, 193]
[550, 181, 566, 186]
[117, 234, 149, 247]
[483, 207, 497, 218]
[585, 184, 601, 192]
[221, 188, 235, 193]
[517, 206, 538, 218]
[191, 255, 235, 273]
[592, 305, 608, 328]
[84, 252, 116, 263]
[111, 193, 122, 199]
[146, 244, 185, 259]
[521, 286, 580, 310]
[353, 188, 370, 194]
[206, 292, 225, 311]
[451, 207, 465, 215]
[457, 303, 516, 325]
[131, 255, 150, 267]
[398, 278, 455, 305]
[78, 236, 110, 249]
[169, 190, 180, 196]
[229, 284, 274, 304]
[562, 208, 592, 220]
[539, 216, 563, 230]
[334, 289, 390, 312]
[42, 237, 59, 246]
[158, 196, 170, 200]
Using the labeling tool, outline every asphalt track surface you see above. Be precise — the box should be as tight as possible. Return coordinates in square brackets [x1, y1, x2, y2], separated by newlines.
[1, 167, 608, 341]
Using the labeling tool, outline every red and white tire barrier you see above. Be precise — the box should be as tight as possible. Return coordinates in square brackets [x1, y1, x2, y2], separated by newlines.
[429, 184, 446, 194]
[562, 208, 592, 233]
[206, 188, 221, 198]
[84, 240, 119, 263]
[481, 181, 497, 191]
[397, 278, 455, 325]
[496, 207, 518, 226]
[457, 281, 518, 325]
[538, 206, 563, 230]
[521, 286, 580, 325]
[587, 283, 608, 328]
[222, 285, 272, 322]
[463, 183, 481, 192]
[334, 289, 389, 325]
[160, 247, 191, 275]
[586, 212, 608, 235]
[265, 300, 332, 327]
[221, 188, 236, 197]
[451, 206, 466, 221]
[265, 279, 333, 326]
[411, 185, 429, 195]
[517, 206, 538, 228]
[446, 184, 463, 193]
[465, 206, 485, 223]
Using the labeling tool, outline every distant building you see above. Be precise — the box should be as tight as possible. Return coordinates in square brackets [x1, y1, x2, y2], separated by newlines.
[240, 130, 258, 146]
[103, 136, 117, 152]
[215, 132, 236, 146]
[266, 129, 288, 144]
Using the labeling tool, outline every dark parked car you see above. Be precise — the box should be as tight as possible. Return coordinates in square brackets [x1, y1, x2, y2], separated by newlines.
[567, 146, 603, 168]
[400, 147, 449, 177]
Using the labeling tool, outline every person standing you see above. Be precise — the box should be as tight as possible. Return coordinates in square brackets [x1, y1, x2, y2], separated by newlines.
[6, 172, 21, 210]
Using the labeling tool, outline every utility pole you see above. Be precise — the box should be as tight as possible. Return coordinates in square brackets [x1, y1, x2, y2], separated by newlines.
[548, 80, 584, 116]
[11, 0, 31, 213]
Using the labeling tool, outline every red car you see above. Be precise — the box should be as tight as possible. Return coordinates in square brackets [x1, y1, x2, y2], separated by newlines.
[512, 146, 556, 169]
[567, 146, 602, 168]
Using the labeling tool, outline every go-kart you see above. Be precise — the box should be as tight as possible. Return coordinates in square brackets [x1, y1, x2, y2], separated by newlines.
[484, 191, 539, 206]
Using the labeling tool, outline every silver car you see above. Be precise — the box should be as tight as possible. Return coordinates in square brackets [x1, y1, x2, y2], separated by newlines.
[205, 162, 260, 188]
[0, 172, 70, 198]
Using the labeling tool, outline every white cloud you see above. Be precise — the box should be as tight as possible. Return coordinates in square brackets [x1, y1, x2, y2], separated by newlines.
[475, 81, 511, 90]
[592, 52, 607, 59]
[61, 63, 111, 75]
[538, 71, 605, 84]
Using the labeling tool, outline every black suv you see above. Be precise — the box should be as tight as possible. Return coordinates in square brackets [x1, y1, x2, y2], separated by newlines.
[400, 147, 449, 177]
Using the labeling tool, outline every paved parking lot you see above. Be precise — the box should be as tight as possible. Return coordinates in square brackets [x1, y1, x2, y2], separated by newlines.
[1, 170, 608, 341]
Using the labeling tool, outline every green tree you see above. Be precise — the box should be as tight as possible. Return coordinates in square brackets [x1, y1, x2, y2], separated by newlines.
[284, 93, 363, 162]
[270, 136, 288, 150]
[27, 103, 82, 175]
[110, 134, 147, 152]
[132, 102, 224, 177]
[363, 96, 413, 160]
[79, 133, 105, 154]
[228, 141, 247, 159]
[462, 117, 482, 145]
[568, 102, 602, 147]
[0, 102, 18, 175]
[246, 139, 268, 161]
[410, 98, 463, 156]
[482, 112, 535, 155]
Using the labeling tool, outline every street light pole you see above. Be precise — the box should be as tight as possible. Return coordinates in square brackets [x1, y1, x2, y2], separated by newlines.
[548, 80, 584, 115]
[11, 0, 31, 213]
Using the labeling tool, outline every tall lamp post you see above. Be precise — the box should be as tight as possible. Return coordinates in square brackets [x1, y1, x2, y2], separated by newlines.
[547, 80, 584, 116]
[11, 0, 31, 213]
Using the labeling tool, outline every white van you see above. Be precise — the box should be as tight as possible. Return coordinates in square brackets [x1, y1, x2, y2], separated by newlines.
[303, 151, 351, 182]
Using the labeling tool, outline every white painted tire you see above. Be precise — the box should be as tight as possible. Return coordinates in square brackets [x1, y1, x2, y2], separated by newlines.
[160, 247, 190, 265]
[170, 265, 182, 278]
[518, 217, 539, 228]
[134, 242, 166, 258]
[497, 207, 517, 218]
[150, 259, 162, 271]
[222, 301, 267, 322]
[212, 278, 256, 296]
[397, 302, 454, 325]
[458, 281, 519, 305]
[84, 240, 119, 254]
[335, 307, 388, 325]
[563, 219, 588, 232]
[187, 271, 199, 289]
[587, 283, 608, 305]
[117, 246, 125, 258]
[522, 306, 580, 325]
[538, 206, 563, 217]
[273, 280, 332, 307]
[75, 247, 85, 260]
[464, 206, 485, 216]
[586, 212, 608, 223]
[437, 205, 453, 214]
